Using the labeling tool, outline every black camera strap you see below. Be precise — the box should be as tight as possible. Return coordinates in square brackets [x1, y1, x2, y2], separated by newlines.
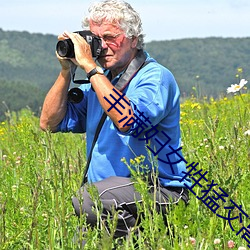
[81, 50, 149, 186]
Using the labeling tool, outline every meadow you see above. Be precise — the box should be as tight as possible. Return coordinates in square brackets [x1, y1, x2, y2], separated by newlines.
[0, 87, 249, 249]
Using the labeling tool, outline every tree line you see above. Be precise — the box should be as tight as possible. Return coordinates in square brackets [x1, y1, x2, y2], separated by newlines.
[0, 28, 249, 120]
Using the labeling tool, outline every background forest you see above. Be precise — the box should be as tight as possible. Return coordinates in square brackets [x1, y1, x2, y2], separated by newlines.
[0, 28, 250, 121]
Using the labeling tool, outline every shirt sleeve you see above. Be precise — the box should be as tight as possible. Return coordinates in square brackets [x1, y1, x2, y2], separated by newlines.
[120, 62, 180, 135]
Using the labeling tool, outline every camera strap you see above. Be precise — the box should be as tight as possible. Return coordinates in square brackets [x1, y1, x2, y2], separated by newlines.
[81, 50, 149, 186]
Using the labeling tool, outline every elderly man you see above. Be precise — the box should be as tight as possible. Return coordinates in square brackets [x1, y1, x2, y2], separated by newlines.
[40, 0, 190, 242]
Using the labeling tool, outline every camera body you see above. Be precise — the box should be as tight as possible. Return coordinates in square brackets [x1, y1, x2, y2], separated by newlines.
[56, 30, 102, 58]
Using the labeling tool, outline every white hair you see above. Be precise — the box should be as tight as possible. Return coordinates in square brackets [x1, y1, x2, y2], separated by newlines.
[82, 0, 145, 49]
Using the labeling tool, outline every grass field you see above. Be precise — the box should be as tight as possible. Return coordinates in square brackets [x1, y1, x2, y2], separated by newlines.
[0, 89, 249, 249]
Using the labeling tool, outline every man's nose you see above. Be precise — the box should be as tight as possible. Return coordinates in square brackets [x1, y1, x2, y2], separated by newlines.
[101, 38, 108, 49]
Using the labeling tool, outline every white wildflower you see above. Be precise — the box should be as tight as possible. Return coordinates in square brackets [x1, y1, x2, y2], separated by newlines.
[244, 130, 250, 136]
[227, 79, 248, 93]
[20, 207, 25, 214]
[214, 238, 221, 244]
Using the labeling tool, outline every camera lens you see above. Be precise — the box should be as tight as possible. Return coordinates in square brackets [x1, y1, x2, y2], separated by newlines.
[68, 88, 84, 103]
[56, 39, 74, 58]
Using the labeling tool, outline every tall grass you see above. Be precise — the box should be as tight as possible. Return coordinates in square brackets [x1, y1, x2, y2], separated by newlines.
[0, 93, 249, 249]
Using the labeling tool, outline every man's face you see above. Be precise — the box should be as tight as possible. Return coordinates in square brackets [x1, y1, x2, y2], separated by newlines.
[89, 20, 138, 73]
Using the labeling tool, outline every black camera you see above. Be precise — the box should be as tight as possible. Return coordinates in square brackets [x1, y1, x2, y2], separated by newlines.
[56, 30, 102, 58]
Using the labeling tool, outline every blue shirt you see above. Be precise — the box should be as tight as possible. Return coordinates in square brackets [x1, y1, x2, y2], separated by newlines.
[58, 52, 191, 188]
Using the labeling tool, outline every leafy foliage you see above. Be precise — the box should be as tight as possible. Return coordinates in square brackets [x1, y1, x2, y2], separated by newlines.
[0, 29, 60, 120]
[0, 28, 250, 121]
[0, 29, 60, 87]
[0, 93, 249, 249]
[145, 37, 250, 98]
[0, 79, 46, 121]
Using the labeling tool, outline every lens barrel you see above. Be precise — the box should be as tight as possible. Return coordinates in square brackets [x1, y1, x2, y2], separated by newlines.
[56, 39, 75, 58]
[68, 88, 84, 103]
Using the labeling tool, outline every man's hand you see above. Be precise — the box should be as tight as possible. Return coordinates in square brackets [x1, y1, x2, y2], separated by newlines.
[62, 31, 96, 73]
[56, 33, 79, 71]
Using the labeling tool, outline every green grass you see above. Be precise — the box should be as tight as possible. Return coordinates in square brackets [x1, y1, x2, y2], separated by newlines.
[0, 92, 249, 249]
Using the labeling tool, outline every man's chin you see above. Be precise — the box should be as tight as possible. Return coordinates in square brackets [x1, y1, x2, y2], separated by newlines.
[98, 58, 113, 69]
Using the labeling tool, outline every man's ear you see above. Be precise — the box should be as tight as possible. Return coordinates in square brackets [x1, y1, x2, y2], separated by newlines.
[131, 36, 139, 48]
